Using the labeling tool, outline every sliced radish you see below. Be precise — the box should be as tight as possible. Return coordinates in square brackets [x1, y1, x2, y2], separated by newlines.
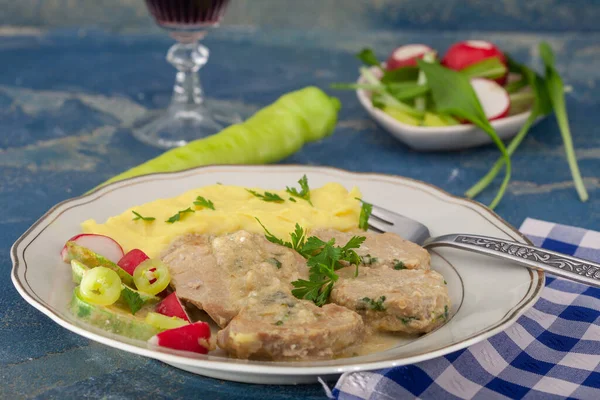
[117, 249, 149, 276]
[148, 322, 212, 354]
[61, 234, 124, 264]
[442, 40, 507, 84]
[156, 292, 190, 322]
[386, 44, 435, 71]
[471, 78, 510, 121]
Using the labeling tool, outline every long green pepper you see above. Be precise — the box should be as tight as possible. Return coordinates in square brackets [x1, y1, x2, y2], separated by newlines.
[96, 87, 341, 189]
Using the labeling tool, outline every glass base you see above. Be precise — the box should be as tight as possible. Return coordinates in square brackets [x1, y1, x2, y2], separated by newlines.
[132, 100, 244, 149]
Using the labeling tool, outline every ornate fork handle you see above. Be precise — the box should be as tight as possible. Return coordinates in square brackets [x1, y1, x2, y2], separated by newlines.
[424, 234, 600, 287]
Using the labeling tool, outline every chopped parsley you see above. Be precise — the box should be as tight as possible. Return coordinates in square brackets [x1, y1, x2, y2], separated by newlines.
[274, 320, 284, 326]
[193, 196, 215, 210]
[246, 189, 285, 203]
[398, 316, 417, 325]
[440, 305, 450, 321]
[256, 221, 366, 306]
[132, 211, 155, 222]
[361, 254, 378, 265]
[165, 207, 195, 223]
[393, 260, 406, 270]
[286, 175, 313, 205]
[266, 257, 282, 269]
[121, 287, 144, 315]
[357, 198, 373, 231]
[362, 296, 386, 311]
[444, 280, 447, 285]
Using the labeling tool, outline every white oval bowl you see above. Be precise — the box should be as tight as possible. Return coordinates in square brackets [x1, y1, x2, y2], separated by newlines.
[356, 76, 533, 151]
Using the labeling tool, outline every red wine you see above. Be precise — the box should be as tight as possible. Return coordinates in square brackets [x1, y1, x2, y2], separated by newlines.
[145, 0, 230, 27]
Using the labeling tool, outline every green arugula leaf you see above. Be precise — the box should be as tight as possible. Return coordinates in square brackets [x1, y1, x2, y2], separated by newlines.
[193, 196, 215, 210]
[539, 42, 588, 202]
[121, 286, 144, 315]
[465, 55, 553, 200]
[132, 211, 155, 222]
[165, 207, 195, 223]
[361, 68, 424, 118]
[381, 66, 420, 84]
[459, 57, 507, 80]
[286, 175, 313, 205]
[356, 48, 380, 67]
[417, 60, 511, 209]
[357, 198, 373, 231]
[246, 189, 285, 203]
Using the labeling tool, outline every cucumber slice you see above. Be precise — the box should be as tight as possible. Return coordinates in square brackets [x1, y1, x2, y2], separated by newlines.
[71, 260, 159, 303]
[422, 112, 460, 127]
[145, 312, 189, 330]
[67, 242, 134, 286]
[383, 107, 422, 126]
[70, 288, 160, 341]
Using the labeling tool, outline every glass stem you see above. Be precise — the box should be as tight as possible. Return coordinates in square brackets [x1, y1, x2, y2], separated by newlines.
[167, 41, 209, 108]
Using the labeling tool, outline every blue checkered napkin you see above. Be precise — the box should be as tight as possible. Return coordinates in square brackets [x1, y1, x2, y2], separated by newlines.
[330, 218, 600, 400]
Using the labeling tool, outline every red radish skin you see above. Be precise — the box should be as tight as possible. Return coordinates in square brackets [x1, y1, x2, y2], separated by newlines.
[117, 249, 149, 276]
[442, 40, 508, 84]
[471, 78, 510, 121]
[386, 44, 435, 71]
[149, 322, 211, 354]
[156, 292, 191, 322]
[61, 234, 124, 263]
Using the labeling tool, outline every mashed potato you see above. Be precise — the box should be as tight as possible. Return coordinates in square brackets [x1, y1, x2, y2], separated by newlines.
[82, 183, 362, 258]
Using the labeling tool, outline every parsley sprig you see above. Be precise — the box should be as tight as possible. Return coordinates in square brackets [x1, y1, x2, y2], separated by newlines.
[121, 287, 144, 315]
[246, 189, 285, 203]
[132, 211, 155, 222]
[286, 175, 313, 205]
[165, 207, 195, 223]
[257, 219, 365, 306]
[193, 196, 215, 210]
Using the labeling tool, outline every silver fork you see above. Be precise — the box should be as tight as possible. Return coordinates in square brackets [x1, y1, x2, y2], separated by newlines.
[367, 204, 600, 288]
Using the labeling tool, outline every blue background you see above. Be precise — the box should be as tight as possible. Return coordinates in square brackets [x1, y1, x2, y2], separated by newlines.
[1, 1, 599, 398]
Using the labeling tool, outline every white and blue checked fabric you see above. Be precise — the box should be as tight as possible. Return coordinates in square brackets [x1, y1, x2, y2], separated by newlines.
[331, 218, 600, 400]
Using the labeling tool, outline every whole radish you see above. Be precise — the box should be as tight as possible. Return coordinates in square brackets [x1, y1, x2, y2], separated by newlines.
[442, 40, 508, 84]
[386, 44, 435, 71]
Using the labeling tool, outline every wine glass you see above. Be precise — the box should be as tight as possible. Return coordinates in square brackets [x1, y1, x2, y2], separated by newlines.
[137, 0, 242, 148]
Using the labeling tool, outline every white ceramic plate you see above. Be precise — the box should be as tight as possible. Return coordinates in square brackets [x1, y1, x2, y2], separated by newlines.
[356, 75, 533, 151]
[11, 165, 544, 384]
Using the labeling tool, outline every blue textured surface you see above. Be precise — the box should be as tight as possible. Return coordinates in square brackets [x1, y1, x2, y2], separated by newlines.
[1, 25, 599, 399]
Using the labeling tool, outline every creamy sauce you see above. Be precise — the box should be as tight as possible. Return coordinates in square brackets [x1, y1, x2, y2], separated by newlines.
[340, 331, 419, 358]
